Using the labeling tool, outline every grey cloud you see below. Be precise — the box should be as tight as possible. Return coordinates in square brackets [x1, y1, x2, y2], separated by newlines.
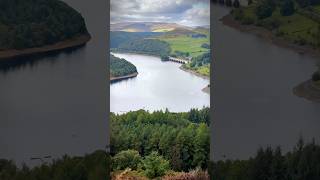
[111, 0, 209, 26]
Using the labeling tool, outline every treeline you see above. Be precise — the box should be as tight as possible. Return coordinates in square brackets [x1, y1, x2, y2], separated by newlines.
[110, 54, 137, 77]
[212, 0, 241, 8]
[110, 31, 162, 49]
[189, 52, 211, 68]
[0, 0, 88, 50]
[110, 108, 210, 176]
[296, 0, 320, 7]
[115, 39, 171, 59]
[232, 0, 296, 25]
[231, 0, 320, 47]
[234, 0, 320, 22]
[211, 138, 320, 180]
[201, 43, 210, 49]
[0, 150, 110, 180]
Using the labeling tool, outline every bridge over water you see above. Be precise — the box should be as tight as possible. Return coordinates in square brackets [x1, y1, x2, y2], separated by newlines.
[168, 56, 190, 64]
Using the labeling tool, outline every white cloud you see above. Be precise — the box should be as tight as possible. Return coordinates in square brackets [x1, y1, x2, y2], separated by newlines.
[111, 0, 209, 27]
[179, 4, 210, 27]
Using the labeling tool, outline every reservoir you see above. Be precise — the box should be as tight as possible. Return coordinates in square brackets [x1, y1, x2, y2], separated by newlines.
[110, 53, 210, 113]
[212, 5, 320, 160]
[0, 0, 108, 166]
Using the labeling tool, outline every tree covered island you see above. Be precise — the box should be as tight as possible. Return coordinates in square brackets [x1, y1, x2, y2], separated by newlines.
[0, 0, 90, 60]
[110, 54, 138, 82]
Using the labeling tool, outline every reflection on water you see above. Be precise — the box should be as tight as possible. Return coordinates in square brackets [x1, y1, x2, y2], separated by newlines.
[0, 45, 85, 74]
[212, 5, 320, 161]
[0, 0, 108, 167]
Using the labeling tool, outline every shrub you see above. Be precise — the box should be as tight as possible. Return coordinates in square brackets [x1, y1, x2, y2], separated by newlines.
[112, 150, 142, 171]
[241, 16, 255, 25]
[163, 169, 209, 180]
[140, 151, 170, 179]
[257, 18, 281, 30]
[255, 0, 276, 19]
[280, 0, 295, 16]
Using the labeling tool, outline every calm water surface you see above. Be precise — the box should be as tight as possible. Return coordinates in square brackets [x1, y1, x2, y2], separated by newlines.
[0, 0, 108, 166]
[212, 5, 320, 160]
[110, 53, 210, 113]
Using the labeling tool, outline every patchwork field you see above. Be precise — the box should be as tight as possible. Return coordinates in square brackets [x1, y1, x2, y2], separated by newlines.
[158, 34, 210, 57]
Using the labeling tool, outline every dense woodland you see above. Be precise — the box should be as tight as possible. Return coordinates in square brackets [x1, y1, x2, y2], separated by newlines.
[110, 54, 137, 77]
[115, 39, 171, 60]
[110, 31, 162, 49]
[211, 138, 320, 180]
[189, 52, 211, 68]
[0, 0, 88, 50]
[110, 108, 210, 178]
[0, 151, 110, 180]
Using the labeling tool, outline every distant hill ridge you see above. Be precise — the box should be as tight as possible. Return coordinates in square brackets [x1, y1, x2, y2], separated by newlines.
[111, 22, 208, 32]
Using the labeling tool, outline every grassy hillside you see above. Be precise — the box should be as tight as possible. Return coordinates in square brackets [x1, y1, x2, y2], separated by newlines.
[231, 0, 320, 48]
[111, 22, 191, 32]
[0, 0, 89, 50]
[156, 28, 210, 76]
[158, 34, 209, 58]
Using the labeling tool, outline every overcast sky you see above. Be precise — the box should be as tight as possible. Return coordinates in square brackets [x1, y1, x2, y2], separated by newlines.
[110, 0, 210, 27]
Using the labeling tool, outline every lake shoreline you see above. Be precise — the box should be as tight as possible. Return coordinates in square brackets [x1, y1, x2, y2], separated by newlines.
[110, 72, 138, 83]
[179, 65, 209, 80]
[111, 50, 161, 59]
[0, 34, 91, 61]
[202, 85, 210, 94]
[112, 50, 210, 80]
[222, 13, 320, 58]
[112, 51, 210, 92]
[222, 13, 320, 100]
[293, 80, 320, 102]
[180, 66, 210, 94]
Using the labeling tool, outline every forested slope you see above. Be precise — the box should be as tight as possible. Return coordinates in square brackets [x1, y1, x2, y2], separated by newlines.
[110, 108, 210, 178]
[115, 39, 171, 59]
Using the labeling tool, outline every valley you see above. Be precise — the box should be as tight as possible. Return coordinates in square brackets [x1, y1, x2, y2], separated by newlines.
[110, 22, 211, 78]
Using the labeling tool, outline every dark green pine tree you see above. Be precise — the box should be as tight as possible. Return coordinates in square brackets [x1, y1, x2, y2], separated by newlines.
[233, 0, 241, 8]
[280, 0, 295, 16]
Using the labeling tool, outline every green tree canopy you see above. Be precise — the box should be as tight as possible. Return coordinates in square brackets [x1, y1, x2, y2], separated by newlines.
[112, 150, 142, 171]
[140, 151, 170, 179]
[0, 0, 88, 50]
